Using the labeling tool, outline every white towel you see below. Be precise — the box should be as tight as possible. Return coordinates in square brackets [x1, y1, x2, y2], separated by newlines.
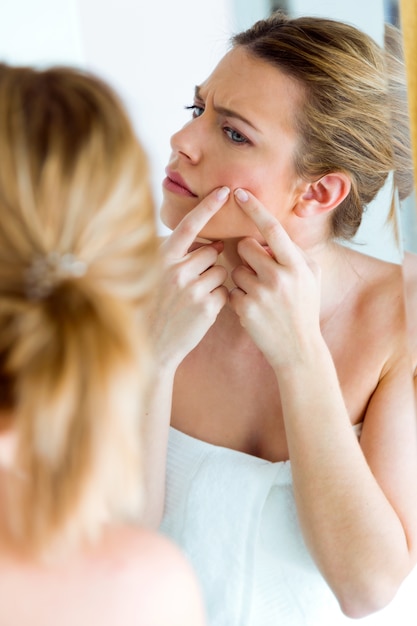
[161, 427, 351, 625]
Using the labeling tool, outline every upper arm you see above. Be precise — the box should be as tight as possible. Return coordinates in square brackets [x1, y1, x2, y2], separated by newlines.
[360, 345, 417, 559]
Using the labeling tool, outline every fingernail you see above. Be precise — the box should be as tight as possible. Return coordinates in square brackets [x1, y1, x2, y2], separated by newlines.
[216, 186, 230, 201]
[235, 188, 248, 202]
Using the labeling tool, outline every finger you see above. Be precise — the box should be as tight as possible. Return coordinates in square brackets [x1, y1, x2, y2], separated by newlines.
[231, 264, 258, 294]
[233, 188, 300, 266]
[209, 284, 229, 313]
[183, 244, 225, 278]
[165, 186, 230, 258]
[228, 287, 248, 321]
[237, 238, 275, 277]
[193, 265, 228, 295]
[188, 240, 224, 254]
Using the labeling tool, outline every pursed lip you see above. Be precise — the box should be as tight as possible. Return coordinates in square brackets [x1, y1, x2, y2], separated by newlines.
[163, 168, 198, 197]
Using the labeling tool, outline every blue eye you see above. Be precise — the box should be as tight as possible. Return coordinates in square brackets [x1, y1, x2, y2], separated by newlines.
[184, 104, 204, 118]
[224, 127, 248, 144]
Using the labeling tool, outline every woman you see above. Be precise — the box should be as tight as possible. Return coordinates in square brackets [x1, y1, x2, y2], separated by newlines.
[0, 64, 206, 626]
[146, 12, 417, 626]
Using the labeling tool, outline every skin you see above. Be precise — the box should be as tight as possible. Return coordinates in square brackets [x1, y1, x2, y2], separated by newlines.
[0, 421, 207, 626]
[403, 251, 417, 396]
[0, 510, 207, 626]
[145, 46, 417, 618]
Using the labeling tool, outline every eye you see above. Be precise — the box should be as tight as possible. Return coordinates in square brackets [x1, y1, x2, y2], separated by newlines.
[224, 126, 249, 144]
[184, 104, 204, 118]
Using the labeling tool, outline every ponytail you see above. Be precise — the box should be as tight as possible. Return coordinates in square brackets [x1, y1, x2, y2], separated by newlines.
[5, 281, 150, 555]
[0, 63, 159, 558]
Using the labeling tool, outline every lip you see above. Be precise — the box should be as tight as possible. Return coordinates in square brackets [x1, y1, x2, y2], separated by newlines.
[163, 169, 198, 198]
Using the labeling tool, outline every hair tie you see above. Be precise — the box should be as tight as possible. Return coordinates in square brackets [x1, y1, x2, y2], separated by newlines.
[25, 252, 87, 300]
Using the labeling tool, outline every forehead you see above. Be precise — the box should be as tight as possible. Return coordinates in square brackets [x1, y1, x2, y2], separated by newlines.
[199, 46, 304, 134]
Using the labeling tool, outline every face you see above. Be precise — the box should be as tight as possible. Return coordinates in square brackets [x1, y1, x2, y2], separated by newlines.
[161, 46, 308, 241]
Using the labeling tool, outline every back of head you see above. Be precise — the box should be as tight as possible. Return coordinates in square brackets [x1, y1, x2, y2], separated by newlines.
[233, 12, 414, 239]
[0, 64, 159, 557]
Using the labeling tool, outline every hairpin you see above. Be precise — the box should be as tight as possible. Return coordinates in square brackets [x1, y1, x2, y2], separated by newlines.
[25, 252, 87, 300]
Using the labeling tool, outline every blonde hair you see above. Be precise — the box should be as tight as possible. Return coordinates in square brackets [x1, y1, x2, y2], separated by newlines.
[233, 13, 414, 239]
[384, 23, 414, 203]
[0, 64, 159, 556]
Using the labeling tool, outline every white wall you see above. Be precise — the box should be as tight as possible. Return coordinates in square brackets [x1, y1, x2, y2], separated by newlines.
[0, 0, 234, 231]
[0, 0, 83, 65]
[76, 0, 234, 217]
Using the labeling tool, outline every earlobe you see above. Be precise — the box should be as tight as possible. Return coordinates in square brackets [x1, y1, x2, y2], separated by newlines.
[294, 173, 351, 218]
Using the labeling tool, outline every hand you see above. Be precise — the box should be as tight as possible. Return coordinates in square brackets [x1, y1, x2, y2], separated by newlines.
[229, 188, 322, 368]
[150, 187, 230, 368]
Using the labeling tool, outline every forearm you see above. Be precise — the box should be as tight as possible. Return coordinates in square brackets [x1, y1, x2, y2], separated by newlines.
[276, 337, 412, 616]
[141, 363, 176, 528]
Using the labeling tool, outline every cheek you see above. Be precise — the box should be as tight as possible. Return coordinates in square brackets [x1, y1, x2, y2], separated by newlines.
[226, 168, 278, 210]
[197, 196, 264, 240]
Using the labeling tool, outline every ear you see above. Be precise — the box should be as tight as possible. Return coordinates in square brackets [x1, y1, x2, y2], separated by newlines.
[293, 173, 351, 218]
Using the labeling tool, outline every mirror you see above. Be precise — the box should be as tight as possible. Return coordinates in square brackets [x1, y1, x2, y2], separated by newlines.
[0, 1, 416, 623]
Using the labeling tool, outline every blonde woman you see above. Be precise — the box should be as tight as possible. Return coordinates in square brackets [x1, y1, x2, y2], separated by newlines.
[0, 64, 206, 626]
[145, 13, 417, 625]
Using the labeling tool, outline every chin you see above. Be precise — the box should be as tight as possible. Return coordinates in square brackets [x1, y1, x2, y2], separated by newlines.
[160, 212, 178, 232]
[197, 224, 250, 241]
[160, 200, 190, 231]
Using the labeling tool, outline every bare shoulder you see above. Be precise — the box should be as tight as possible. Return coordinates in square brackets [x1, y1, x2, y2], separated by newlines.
[333, 245, 411, 383]
[340, 244, 404, 287]
[0, 525, 206, 626]
[99, 525, 207, 626]
[340, 245, 406, 318]
[109, 524, 195, 578]
[403, 252, 417, 284]
[403, 252, 417, 302]
[402, 252, 417, 370]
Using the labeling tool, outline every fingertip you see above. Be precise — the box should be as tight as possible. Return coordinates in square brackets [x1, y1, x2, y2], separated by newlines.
[234, 188, 249, 203]
[216, 186, 230, 201]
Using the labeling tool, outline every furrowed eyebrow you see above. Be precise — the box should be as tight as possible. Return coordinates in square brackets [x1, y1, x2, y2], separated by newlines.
[194, 85, 260, 132]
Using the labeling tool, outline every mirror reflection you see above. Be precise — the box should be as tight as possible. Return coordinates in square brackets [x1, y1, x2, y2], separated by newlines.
[155, 7, 417, 626]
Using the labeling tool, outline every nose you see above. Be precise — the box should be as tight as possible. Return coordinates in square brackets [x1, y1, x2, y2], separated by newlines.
[170, 119, 203, 164]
